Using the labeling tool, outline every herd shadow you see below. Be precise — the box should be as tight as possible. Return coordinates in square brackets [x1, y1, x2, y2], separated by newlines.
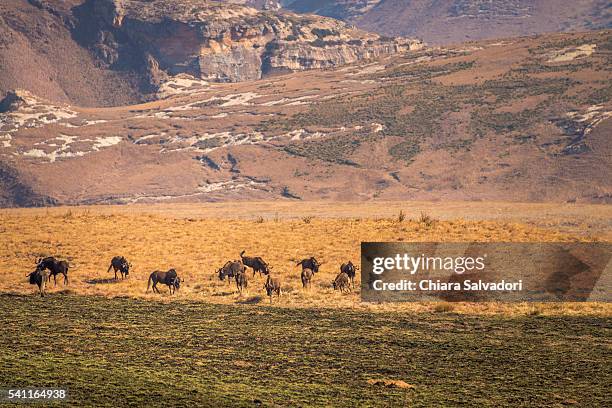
[236, 296, 263, 304]
[85, 278, 121, 285]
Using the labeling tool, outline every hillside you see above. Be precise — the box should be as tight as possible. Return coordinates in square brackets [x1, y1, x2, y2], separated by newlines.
[286, 0, 612, 45]
[0, 29, 610, 206]
[0, 0, 421, 107]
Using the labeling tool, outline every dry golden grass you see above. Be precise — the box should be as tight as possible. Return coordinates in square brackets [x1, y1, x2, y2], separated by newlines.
[1, 203, 610, 316]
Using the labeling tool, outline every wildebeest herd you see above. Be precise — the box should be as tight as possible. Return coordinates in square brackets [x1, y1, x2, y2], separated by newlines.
[26, 251, 358, 303]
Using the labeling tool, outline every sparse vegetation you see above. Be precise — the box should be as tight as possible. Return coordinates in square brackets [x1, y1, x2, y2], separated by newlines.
[283, 134, 365, 166]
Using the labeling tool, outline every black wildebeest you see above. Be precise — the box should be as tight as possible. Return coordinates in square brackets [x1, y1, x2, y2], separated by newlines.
[239, 250, 270, 277]
[301, 268, 314, 289]
[340, 261, 358, 289]
[107, 256, 131, 280]
[36, 257, 69, 286]
[263, 276, 281, 304]
[332, 272, 351, 293]
[147, 269, 182, 294]
[27, 268, 50, 297]
[217, 260, 246, 284]
[296, 257, 322, 274]
[235, 269, 248, 294]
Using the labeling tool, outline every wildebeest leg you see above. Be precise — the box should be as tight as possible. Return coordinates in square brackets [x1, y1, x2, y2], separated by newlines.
[53, 274, 57, 286]
[114, 269, 118, 280]
[64, 272, 68, 285]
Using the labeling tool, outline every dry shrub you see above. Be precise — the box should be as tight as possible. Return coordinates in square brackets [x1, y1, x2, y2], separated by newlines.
[302, 216, 314, 224]
[397, 210, 406, 223]
[419, 212, 436, 227]
[433, 302, 455, 313]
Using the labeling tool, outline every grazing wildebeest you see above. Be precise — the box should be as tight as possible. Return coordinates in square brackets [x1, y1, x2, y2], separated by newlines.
[107, 256, 131, 280]
[36, 257, 69, 286]
[147, 269, 182, 294]
[27, 268, 50, 297]
[296, 257, 322, 273]
[340, 261, 358, 289]
[332, 272, 351, 293]
[263, 276, 282, 304]
[217, 260, 245, 284]
[301, 268, 314, 289]
[235, 269, 248, 294]
[239, 250, 270, 277]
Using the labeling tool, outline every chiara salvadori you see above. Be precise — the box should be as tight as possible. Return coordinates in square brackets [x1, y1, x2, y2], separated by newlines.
[371, 279, 523, 291]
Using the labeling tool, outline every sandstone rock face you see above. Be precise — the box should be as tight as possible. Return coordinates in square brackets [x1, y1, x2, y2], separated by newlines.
[87, 0, 423, 83]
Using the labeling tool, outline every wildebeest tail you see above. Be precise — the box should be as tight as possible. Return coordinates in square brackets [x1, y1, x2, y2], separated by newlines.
[146, 274, 152, 293]
[107, 263, 113, 273]
[240, 250, 246, 257]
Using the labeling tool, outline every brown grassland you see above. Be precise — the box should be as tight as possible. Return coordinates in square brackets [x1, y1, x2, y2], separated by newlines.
[1, 201, 610, 316]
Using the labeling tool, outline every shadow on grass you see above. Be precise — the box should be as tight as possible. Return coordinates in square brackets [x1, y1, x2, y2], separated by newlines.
[212, 290, 237, 297]
[85, 278, 120, 285]
[237, 296, 263, 304]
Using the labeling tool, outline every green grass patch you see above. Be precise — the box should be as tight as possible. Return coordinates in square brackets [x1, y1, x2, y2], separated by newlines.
[0, 295, 610, 407]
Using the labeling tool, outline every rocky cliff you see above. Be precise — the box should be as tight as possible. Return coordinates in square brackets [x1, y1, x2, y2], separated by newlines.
[0, 0, 422, 106]
[83, 0, 422, 83]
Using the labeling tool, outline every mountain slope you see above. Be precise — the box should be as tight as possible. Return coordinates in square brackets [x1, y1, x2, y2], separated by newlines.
[286, 0, 612, 44]
[1, 30, 610, 206]
[0, 0, 421, 107]
[0, 0, 144, 107]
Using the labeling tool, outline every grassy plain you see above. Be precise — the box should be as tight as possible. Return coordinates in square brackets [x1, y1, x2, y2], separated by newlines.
[0, 202, 610, 406]
[0, 202, 610, 315]
[0, 294, 610, 407]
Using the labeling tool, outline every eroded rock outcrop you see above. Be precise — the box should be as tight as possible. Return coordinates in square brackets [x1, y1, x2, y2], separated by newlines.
[85, 0, 423, 83]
